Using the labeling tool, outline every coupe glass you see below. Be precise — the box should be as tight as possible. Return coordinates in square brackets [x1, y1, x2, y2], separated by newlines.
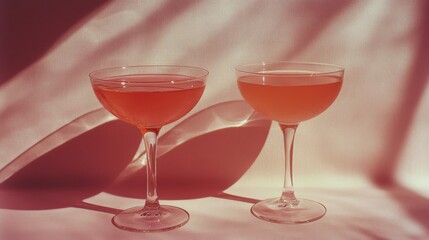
[236, 61, 344, 223]
[89, 65, 208, 232]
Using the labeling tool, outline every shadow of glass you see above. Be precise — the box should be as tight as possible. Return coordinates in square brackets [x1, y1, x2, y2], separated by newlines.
[214, 192, 259, 205]
[0, 100, 271, 214]
[0, 108, 117, 183]
[0, 120, 141, 210]
[107, 100, 271, 199]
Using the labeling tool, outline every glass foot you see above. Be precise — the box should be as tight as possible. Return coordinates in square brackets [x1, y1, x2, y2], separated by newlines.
[112, 205, 189, 232]
[251, 198, 326, 224]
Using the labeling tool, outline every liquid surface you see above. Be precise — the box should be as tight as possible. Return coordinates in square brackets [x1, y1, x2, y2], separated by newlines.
[237, 73, 342, 123]
[92, 74, 205, 129]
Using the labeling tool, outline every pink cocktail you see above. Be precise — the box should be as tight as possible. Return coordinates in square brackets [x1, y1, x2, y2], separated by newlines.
[90, 66, 208, 232]
[236, 62, 344, 224]
[93, 74, 205, 130]
[238, 73, 342, 123]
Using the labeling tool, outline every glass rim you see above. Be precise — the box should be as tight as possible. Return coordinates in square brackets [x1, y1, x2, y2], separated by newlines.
[235, 61, 345, 76]
[89, 65, 209, 82]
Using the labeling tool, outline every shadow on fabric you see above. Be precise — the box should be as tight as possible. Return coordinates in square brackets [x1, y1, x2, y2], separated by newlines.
[0, 0, 109, 84]
[0, 101, 271, 213]
[106, 100, 271, 199]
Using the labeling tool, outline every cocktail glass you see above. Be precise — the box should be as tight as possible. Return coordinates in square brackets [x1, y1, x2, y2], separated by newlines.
[89, 65, 208, 232]
[236, 61, 344, 223]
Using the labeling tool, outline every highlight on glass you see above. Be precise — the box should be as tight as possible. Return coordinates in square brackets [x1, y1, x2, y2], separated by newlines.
[89, 65, 208, 232]
[236, 61, 344, 224]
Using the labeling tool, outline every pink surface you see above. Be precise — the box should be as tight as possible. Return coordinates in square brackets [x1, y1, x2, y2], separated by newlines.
[0, 1, 428, 239]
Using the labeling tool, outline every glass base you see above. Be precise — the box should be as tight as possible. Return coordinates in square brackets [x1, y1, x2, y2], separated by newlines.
[112, 205, 189, 232]
[251, 198, 326, 224]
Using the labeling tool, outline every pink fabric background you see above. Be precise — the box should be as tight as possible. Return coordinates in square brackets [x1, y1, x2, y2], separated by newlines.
[0, 0, 428, 239]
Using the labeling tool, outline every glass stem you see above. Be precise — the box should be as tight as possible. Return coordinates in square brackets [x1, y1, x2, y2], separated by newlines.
[279, 123, 299, 205]
[142, 129, 161, 210]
